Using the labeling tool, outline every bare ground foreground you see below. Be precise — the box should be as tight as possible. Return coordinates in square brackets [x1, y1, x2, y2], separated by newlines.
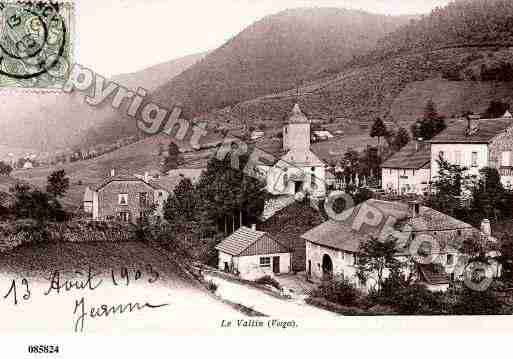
[0, 241, 241, 334]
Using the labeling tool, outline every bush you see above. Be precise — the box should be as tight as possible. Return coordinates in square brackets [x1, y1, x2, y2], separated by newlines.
[255, 275, 282, 290]
[311, 276, 360, 307]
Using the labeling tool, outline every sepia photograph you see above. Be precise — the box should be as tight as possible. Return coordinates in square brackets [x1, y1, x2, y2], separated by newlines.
[0, 0, 513, 354]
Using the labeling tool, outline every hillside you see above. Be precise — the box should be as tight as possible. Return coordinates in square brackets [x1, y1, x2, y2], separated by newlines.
[189, 1, 513, 133]
[0, 52, 205, 155]
[359, 0, 513, 65]
[150, 8, 413, 117]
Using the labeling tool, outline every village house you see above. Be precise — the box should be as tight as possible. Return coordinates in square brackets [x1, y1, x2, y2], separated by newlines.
[429, 111, 513, 188]
[301, 199, 499, 292]
[89, 170, 170, 222]
[88, 169, 204, 222]
[215, 226, 292, 280]
[381, 140, 431, 195]
[260, 104, 327, 198]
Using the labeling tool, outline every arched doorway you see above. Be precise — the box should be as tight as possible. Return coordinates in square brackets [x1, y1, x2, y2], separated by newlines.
[322, 254, 333, 278]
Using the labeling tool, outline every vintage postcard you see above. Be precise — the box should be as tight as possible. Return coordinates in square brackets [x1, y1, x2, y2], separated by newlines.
[1, 0, 513, 353]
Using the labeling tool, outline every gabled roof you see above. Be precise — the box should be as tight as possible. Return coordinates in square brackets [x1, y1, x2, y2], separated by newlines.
[301, 199, 481, 254]
[215, 226, 289, 256]
[429, 117, 513, 144]
[91, 175, 160, 192]
[381, 141, 431, 169]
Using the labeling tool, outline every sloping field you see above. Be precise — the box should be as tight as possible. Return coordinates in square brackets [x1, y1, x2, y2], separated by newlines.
[0, 241, 241, 333]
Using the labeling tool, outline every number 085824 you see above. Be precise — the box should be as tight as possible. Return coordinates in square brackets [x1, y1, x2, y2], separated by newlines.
[27, 345, 60, 354]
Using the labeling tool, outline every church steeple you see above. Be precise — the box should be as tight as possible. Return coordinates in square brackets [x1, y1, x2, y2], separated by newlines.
[283, 103, 311, 151]
[288, 103, 309, 124]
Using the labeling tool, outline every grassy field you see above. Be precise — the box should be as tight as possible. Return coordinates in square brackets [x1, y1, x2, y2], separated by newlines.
[0, 241, 241, 333]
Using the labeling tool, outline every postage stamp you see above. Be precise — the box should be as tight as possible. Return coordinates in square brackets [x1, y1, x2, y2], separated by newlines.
[0, 1, 73, 90]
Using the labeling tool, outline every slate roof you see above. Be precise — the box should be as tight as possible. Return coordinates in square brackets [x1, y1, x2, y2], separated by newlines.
[301, 199, 481, 254]
[91, 175, 161, 192]
[429, 117, 513, 144]
[215, 226, 274, 256]
[381, 141, 431, 169]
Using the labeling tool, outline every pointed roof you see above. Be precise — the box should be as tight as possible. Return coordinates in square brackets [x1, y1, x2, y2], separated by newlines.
[503, 110, 512, 119]
[287, 103, 309, 124]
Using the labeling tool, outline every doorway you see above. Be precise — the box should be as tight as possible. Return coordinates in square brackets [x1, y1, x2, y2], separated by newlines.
[272, 256, 280, 274]
[294, 181, 303, 193]
[322, 254, 333, 278]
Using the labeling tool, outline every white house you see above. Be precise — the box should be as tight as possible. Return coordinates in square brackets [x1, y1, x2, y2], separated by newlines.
[429, 112, 513, 188]
[215, 226, 291, 280]
[302, 199, 499, 292]
[381, 140, 431, 195]
[260, 104, 327, 198]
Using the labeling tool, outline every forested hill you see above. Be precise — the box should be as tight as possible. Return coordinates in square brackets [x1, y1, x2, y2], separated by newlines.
[150, 7, 413, 117]
[359, 0, 513, 65]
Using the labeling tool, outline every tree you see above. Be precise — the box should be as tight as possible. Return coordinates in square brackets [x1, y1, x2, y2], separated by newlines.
[163, 141, 183, 173]
[426, 155, 470, 218]
[0, 161, 12, 176]
[410, 100, 446, 140]
[471, 167, 507, 222]
[484, 100, 510, 119]
[357, 236, 402, 291]
[196, 154, 267, 235]
[10, 183, 66, 222]
[370, 117, 387, 150]
[46, 170, 70, 198]
[164, 178, 197, 226]
[391, 127, 410, 152]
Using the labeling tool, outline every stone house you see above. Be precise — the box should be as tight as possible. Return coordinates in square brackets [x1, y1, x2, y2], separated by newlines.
[429, 112, 513, 188]
[381, 140, 431, 195]
[302, 199, 500, 292]
[90, 172, 170, 222]
[215, 226, 292, 280]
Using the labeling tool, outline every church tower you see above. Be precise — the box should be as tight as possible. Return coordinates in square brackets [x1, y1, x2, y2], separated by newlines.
[283, 104, 310, 151]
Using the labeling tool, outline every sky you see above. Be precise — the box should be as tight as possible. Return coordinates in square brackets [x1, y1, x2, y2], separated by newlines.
[77, 0, 451, 77]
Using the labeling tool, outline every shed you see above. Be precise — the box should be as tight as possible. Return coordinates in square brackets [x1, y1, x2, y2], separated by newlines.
[215, 226, 291, 280]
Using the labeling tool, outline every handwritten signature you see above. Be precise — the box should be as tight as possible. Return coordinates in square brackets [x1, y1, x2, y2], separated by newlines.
[73, 297, 169, 333]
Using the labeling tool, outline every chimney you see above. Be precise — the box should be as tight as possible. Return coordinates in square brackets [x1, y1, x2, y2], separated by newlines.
[251, 224, 257, 231]
[144, 171, 150, 182]
[481, 219, 492, 238]
[110, 169, 115, 177]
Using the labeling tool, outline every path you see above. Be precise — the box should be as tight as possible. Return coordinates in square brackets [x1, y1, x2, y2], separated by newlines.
[204, 273, 343, 325]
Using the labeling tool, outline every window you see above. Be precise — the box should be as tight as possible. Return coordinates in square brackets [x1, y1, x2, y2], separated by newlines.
[455, 151, 462, 165]
[259, 257, 271, 268]
[311, 167, 315, 172]
[471, 152, 478, 167]
[158, 191, 163, 197]
[502, 151, 512, 167]
[118, 194, 128, 205]
[139, 192, 148, 207]
[438, 151, 444, 159]
[389, 169, 392, 175]
[447, 254, 454, 266]
[119, 211, 130, 222]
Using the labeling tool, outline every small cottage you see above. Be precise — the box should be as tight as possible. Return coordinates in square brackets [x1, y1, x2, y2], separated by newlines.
[215, 226, 291, 280]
